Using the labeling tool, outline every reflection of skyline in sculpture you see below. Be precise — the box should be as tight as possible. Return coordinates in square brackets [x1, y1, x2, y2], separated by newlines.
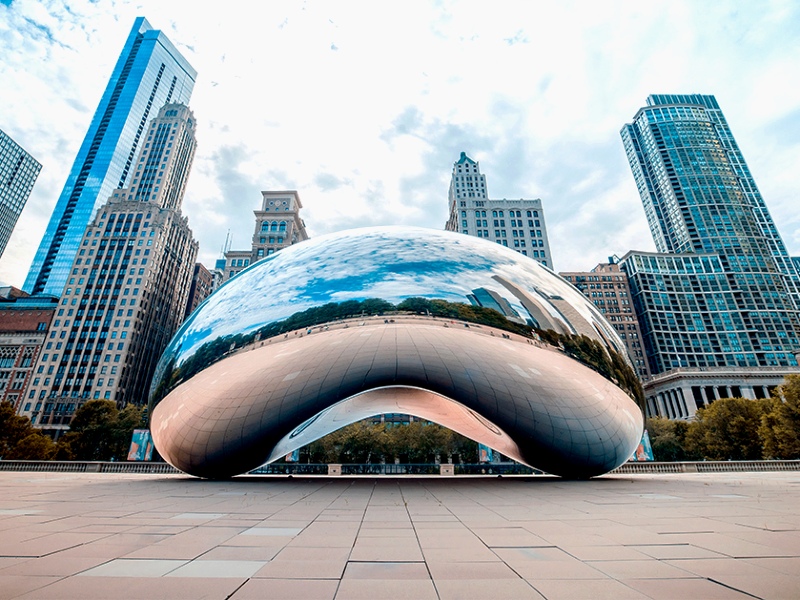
[149, 227, 644, 480]
[467, 287, 524, 324]
[155, 228, 630, 377]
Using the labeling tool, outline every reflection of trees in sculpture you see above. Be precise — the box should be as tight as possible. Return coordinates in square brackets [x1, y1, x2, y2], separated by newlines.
[153, 297, 531, 403]
[396, 298, 531, 336]
[536, 328, 644, 408]
[150, 297, 643, 415]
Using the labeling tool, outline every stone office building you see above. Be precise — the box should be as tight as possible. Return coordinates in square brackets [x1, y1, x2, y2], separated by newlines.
[445, 152, 554, 268]
[22, 104, 199, 434]
[220, 190, 309, 284]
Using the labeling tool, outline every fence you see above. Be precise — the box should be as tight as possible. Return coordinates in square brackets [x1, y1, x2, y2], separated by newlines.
[1, 460, 799, 476]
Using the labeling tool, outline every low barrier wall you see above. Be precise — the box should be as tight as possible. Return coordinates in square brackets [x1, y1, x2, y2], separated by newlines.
[0, 460, 798, 475]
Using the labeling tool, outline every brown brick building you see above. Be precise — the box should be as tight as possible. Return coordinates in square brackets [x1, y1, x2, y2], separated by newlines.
[0, 287, 57, 413]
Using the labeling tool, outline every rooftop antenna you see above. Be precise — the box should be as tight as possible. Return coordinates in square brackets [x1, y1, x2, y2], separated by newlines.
[219, 229, 232, 257]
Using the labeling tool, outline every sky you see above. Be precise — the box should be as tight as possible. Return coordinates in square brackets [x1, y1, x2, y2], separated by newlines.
[1, 0, 799, 288]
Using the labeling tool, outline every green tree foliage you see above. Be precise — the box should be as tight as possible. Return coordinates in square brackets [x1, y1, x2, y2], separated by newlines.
[306, 422, 388, 464]
[646, 417, 694, 461]
[397, 298, 531, 337]
[0, 401, 56, 460]
[13, 433, 56, 460]
[684, 397, 771, 461]
[760, 374, 800, 459]
[58, 400, 144, 461]
[301, 420, 477, 464]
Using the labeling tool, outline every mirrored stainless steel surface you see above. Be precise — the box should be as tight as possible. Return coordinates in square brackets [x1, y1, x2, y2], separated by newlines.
[149, 227, 644, 478]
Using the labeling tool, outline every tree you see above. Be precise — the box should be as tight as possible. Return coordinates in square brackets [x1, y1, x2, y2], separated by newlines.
[10, 433, 56, 460]
[300, 420, 479, 464]
[336, 421, 388, 463]
[646, 417, 694, 461]
[62, 400, 144, 461]
[0, 401, 31, 458]
[684, 397, 771, 460]
[759, 375, 800, 459]
[0, 401, 56, 460]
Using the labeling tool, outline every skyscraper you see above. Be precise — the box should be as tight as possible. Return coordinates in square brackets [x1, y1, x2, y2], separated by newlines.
[445, 152, 554, 268]
[619, 94, 799, 418]
[0, 129, 42, 258]
[23, 103, 199, 433]
[219, 191, 309, 284]
[24, 17, 195, 297]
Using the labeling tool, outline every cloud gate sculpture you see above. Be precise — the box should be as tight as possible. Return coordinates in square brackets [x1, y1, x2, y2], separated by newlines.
[148, 227, 644, 479]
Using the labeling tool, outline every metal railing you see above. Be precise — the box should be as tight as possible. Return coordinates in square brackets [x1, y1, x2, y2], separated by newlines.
[455, 463, 544, 475]
[1, 459, 798, 475]
[0, 460, 180, 474]
[340, 463, 441, 475]
[249, 463, 328, 475]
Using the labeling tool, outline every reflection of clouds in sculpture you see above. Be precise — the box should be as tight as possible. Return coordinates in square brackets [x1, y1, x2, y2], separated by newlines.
[157, 227, 628, 374]
[149, 227, 643, 480]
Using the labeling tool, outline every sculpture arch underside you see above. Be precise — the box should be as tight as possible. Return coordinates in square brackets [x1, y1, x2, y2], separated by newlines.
[151, 321, 643, 479]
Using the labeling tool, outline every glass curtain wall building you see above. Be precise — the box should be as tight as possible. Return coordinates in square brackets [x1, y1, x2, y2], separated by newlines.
[0, 129, 42, 258]
[620, 94, 799, 417]
[24, 17, 195, 297]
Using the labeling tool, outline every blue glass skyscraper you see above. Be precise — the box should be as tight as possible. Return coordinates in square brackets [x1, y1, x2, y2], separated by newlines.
[24, 17, 195, 296]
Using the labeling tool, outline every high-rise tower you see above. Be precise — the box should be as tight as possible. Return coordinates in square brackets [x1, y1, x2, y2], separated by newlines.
[24, 17, 195, 297]
[619, 94, 799, 419]
[23, 104, 199, 433]
[621, 94, 800, 307]
[445, 152, 554, 268]
[0, 129, 42, 258]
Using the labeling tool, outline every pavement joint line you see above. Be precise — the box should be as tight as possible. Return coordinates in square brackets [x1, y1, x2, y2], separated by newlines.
[1, 473, 799, 599]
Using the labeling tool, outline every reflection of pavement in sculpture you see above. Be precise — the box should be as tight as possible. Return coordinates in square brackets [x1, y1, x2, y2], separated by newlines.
[149, 227, 644, 479]
[152, 318, 642, 479]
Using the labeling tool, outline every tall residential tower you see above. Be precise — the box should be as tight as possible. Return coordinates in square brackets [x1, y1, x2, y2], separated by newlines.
[24, 17, 195, 297]
[445, 152, 553, 268]
[619, 94, 799, 418]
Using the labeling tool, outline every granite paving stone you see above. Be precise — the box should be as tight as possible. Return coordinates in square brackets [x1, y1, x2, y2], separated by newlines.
[230, 577, 339, 599]
[0, 471, 799, 599]
[434, 578, 545, 599]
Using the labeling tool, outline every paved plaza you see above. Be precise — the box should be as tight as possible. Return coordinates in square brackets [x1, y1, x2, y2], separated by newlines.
[0, 471, 798, 599]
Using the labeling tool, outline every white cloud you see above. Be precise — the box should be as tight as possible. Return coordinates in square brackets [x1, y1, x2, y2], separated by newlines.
[1, 0, 799, 288]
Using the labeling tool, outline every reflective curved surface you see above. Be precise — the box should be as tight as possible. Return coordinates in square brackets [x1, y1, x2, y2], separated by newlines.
[149, 227, 644, 478]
